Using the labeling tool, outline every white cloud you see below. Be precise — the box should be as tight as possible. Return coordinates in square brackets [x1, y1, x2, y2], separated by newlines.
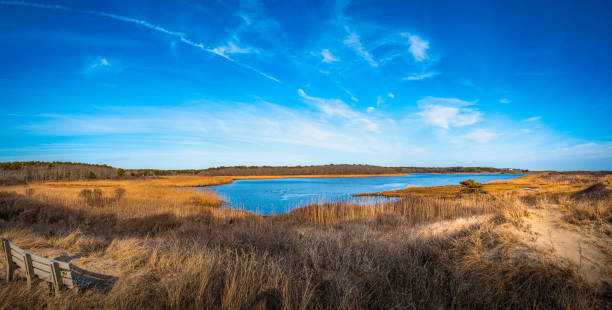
[387, 92, 394, 98]
[298, 89, 380, 132]
[499, 98, 510, 104]
[344, 89, 359, 102]
[90, 57, 110, 69]
[524, 116, 542, 122]
[343, 30, 377, 67]
[22, 100, 393, 154]
[559, 142, 612, 159]
[366, 107, 375, 113]
[298, 89, 355, 118]
[418, 96, 476, 107]
[407, 35, 429, 62]
[417, 97, 481, 129]
[403, 72, 438, 81]
[84, 57, 118, 74]
[14, 97, 612, 170]
[465, 129, 497, 143]
[209, 41, 257, 57]
[0, 0, 281, 83]
[320, 49, 340, 63]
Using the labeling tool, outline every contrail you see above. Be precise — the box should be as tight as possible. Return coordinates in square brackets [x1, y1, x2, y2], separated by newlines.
[0, 1, 281, 83]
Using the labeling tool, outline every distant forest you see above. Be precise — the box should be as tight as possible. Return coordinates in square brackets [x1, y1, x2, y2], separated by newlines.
[0, 161, 528, 184]
[0, 161, 117, 184]
[195, 165, 527, 176]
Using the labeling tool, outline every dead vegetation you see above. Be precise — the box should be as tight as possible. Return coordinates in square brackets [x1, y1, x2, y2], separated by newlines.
[0, 172, 610, 309]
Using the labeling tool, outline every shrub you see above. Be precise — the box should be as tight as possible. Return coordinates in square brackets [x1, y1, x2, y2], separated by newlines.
[25, 188, 35, 198]
[117, 168, 126, 178]
[86, 171, 97, 180]
[460, 179, 484, 193]
[79, 189, 104, 207]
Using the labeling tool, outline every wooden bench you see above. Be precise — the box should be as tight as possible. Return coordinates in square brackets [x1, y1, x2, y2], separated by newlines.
[2, 238, 93, 293]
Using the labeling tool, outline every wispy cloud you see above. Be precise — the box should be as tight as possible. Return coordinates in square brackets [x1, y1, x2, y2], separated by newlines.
[11, 98, 611, 169]
[320, 49, 340, 63]
[343, 29, 377, 67]
[559, 142, 612, 159]
[344, 89, 359, 102]
[0, 0, 280, 83]
[0, 0, 69, 11]
[82, 56, 120, 74]
[464, 129, 497, 143]
[21, 98, 393, 154]
[298, 89, 354, 118]
[499, 98, 510, 104]
[524, 116, 542, 122]
[406, 34, 429, 62]
[417, 97, 480, 129]
[403, 71, 438, 81]
[89, 57, 110, 69]
[209, 41, 257, 57]
[298, 89, 380, 132]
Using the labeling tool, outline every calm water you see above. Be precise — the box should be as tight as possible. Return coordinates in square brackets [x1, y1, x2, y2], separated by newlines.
[200, 173, 525, 215]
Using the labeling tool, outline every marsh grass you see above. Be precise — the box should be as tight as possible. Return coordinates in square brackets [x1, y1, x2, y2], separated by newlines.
[0, 173, 607, 309]
[291, 194, 503, 226]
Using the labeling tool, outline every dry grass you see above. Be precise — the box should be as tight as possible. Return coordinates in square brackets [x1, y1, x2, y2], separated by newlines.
[2, 178, 227, 220]
[0, 172, 609, 309]
[290, 194, 505, 226]
[363, 173, 611, 199]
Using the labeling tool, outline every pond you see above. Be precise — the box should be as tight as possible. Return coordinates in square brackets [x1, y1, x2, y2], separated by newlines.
[199, 173, 525, 215]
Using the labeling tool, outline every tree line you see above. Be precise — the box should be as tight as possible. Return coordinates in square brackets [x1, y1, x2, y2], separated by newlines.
[0, 161, 528, 184]
[0, 162, 118, 184]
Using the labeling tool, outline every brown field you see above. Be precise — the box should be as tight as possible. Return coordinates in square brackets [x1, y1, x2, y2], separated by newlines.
[1, 172, 611, 309]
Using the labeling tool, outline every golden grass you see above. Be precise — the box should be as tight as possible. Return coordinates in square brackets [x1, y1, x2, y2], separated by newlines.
[291, 194, 505, 226]
[0, 172, 609, 309]
[1, 174, 406, 221]
[358, 172, 609, 199]
[2, 178, 227, 220]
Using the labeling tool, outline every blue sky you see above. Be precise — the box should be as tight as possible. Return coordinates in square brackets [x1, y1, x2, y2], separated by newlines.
[1, 0, 611, 170]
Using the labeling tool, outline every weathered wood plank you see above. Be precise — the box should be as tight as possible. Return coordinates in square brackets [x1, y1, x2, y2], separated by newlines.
[30, 253, 70, 270]
[31, 260, 53, 273]
[61, 278, 75, 289]
[55, 261, 71, 270]
[50, 261, 63, 294]
[59, 269, 75, 288]
[2, 239, 15, 282]
[32, 266, 52, 276]
[33, 269, 53, 282]
[8, 243, 25, 256]
[11, 250, 25, 262]
[23, 253, 35, 288]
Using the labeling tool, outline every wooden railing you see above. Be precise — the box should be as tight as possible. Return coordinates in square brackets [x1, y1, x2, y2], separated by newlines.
[2, 238, 97, 293]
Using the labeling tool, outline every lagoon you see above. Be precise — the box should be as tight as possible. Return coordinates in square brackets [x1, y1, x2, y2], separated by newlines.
[200, 173, 525, 215]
